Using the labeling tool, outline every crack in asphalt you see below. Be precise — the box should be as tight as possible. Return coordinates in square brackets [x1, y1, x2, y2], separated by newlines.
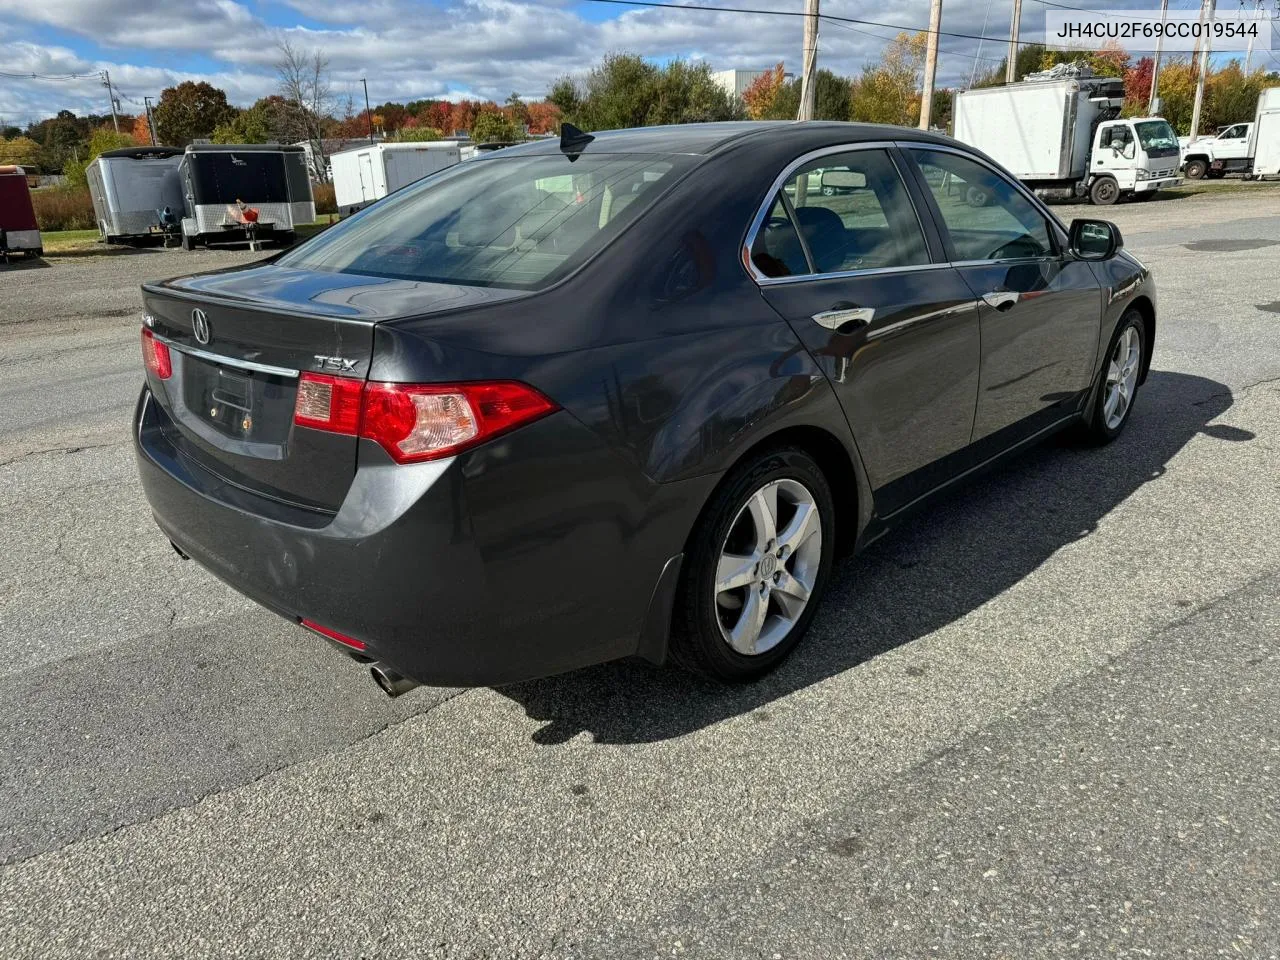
[1192, 374, 1280, 408]
[0, 439, 131, 469]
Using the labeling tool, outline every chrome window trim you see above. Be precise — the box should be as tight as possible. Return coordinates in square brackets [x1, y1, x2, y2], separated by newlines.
[756, 261, 954, 286]
[742, 141, 937, 286]
[153, 333, 300, 379]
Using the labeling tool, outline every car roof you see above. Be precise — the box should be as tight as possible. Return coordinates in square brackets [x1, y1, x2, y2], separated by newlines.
[501, 121, 959, 158]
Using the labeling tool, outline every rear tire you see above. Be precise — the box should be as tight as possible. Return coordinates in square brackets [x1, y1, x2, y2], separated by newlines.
[1079, 309, 1145, 445]
[670, 446, 835, 683]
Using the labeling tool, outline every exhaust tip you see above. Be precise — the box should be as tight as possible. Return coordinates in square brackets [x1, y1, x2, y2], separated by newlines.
[371, 664, 420, 698]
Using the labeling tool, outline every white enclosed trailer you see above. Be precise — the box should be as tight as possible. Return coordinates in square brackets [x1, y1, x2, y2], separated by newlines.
[330, 142, 462, 213]
[953, 65, 1181, 204]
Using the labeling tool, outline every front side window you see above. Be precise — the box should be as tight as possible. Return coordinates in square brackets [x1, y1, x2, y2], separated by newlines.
[750, 148, 930, 279]
[279, 153, 690, 290]
[912, 150, 1054, 262]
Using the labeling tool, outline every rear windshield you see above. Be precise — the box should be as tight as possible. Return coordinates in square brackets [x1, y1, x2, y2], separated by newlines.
[278, 153, 691, 290]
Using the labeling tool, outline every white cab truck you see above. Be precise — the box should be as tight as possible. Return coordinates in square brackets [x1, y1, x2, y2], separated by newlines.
[330, 141, 462, 214]
[953, 65, 1182, 205]
[1181, 87, 1280, 180]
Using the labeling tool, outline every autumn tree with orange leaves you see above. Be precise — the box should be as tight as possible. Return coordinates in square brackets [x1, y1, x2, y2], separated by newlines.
[743, 63, 787, 120]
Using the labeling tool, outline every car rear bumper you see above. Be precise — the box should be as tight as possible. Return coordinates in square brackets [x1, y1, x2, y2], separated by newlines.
[134, 387, 704, 686]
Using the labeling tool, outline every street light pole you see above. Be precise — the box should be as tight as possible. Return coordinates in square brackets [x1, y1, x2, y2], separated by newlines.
[361, 78, 374, 142]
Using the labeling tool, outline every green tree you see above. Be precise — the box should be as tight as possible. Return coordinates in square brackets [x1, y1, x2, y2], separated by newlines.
[471, 111, 520, 143]
[154, 81, 236, 146]
[63, 127, 136, 185]
[389, 126, 444, 142]
[0, 136, 40, 166]
[850, 32, 926, 125]
[555, 53, 741, 131]
[212, 105, 271, 144]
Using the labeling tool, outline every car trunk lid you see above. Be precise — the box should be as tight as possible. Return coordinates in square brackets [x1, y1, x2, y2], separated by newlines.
[140, 263, 528, 513]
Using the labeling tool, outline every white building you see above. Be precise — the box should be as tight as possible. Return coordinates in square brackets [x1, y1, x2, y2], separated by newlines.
[711, 69, 768, 101]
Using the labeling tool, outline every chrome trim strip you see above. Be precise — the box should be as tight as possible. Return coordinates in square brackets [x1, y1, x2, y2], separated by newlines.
[153, 333, 299, 378]
[756, 261, 954, 286]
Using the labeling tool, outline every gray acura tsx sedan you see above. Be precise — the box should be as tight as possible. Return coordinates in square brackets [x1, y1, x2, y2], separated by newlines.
[134, 121, 1155, 695]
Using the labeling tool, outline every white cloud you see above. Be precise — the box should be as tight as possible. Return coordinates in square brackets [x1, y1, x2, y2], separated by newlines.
[0, 0, 1191, 126]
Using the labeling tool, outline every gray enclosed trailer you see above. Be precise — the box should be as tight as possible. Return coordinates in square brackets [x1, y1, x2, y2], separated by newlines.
[87, 147, 184, 244]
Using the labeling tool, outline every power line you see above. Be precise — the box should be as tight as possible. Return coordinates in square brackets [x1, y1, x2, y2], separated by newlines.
[0, 70, 99, 82]
[821, 15, 1005, 61]
[578, 0, 1056, 48]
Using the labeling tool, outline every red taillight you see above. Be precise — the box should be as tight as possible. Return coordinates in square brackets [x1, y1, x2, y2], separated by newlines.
[294, 373, 363, 435]
[141, 328, 172, 380]
[293, 377, 556, 463]
[300, 618, 366, 651]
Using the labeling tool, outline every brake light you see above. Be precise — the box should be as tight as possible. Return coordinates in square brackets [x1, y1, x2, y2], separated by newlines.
[292, 377, 556, 463]
[294, 373, 363, 435]
[141, 328, 172, 380]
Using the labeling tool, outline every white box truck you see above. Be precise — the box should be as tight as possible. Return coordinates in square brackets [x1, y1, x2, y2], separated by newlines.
[953, 65, 1182, 205]
[1180, 87, 1280, 180]
[1251, 87, 1280, 179]
[331, 142, 462, 214]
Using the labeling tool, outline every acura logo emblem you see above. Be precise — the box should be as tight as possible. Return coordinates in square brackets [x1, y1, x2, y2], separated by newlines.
[192, 308, 211, 345]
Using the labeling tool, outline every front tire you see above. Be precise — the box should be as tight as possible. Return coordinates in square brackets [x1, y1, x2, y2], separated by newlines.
[1080, 310, 1145, 444]
[1184, 158, 1207, 180]
[1090, 176, 1120, 205]
[670, 447, 835, 682]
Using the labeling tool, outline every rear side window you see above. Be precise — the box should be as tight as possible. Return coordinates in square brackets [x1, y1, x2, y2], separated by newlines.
[912, 150, 1054, 262]
[750, 148, 930, 278]
[279, 153, 690, 290]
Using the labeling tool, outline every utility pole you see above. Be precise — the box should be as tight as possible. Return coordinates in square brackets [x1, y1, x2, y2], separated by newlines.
[1243, 0, 1261, 73]
[102, 70, 120, 133]
[1148, 0, 1169, 111]
[919, 0, 943, 129]
[361, 78, 374, 142]
[1005, 0, 1023, 83]
[1189, 0, 1215, 143]
[143, 96, 158, 146]
[798, 0, 820, 121]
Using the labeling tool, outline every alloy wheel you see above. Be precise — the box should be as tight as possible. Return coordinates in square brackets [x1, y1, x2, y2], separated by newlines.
[713, 478, 823, 656]
[1104, 324, 1141, 430]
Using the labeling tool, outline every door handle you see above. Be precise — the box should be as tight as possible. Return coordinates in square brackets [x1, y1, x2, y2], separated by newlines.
[812, 306, 875, 331]
[981, 291, 1019, 311]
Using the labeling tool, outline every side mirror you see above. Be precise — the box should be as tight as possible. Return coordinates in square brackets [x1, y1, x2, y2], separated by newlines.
[1069, 218, 1123, 260]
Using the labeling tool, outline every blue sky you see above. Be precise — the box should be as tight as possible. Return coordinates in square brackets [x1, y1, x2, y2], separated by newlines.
[2, 0, 1275, 130]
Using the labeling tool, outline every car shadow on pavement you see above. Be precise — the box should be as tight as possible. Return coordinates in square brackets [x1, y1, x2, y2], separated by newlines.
[498, 371, 1252, 745]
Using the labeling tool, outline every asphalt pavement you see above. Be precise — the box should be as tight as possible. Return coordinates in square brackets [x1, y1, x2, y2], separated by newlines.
[1, 191, 1278, 958]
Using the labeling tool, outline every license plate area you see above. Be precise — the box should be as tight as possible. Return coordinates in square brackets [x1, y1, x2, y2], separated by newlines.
[181, 355, 296, 444]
